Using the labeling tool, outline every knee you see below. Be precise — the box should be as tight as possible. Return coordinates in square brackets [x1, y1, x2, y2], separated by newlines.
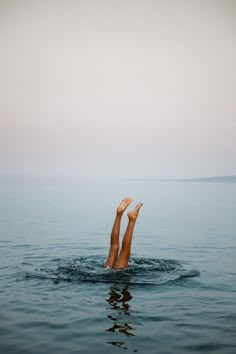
[120, 249, 130, 258]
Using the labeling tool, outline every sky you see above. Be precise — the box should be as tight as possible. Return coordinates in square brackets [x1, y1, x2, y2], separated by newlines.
[0, 0, 235, 179]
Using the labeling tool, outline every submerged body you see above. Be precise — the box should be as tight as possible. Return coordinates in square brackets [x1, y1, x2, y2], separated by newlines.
[104, 198, 143, 269]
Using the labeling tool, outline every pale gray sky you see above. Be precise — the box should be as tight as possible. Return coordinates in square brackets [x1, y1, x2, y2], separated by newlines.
[0, 0, 235, 179]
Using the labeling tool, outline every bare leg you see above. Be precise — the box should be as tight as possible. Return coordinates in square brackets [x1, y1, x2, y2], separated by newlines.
[115, 203, 143, 269]
[104, 197, 132, 269]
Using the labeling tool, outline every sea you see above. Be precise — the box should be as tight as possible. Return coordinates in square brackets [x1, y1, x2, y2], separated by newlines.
[0, 178, 236, 354]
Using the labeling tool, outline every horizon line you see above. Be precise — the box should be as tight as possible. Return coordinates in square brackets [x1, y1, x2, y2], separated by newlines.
[0, 173, 236, 181]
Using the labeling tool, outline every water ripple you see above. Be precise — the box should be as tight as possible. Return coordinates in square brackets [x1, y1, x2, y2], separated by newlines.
[24, 256, 200, 285]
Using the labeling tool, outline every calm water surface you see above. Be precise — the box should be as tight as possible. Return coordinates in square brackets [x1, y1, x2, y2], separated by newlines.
[0, 179, 236, 354]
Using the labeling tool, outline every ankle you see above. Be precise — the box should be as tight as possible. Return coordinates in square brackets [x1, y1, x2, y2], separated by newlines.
[116, 210, 124, 217]
[128, 217, 136, 224]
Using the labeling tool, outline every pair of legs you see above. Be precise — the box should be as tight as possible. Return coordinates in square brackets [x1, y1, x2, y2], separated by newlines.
[104, 198, 143, 269]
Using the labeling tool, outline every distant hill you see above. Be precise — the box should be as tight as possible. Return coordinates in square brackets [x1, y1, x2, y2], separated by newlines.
[165, 176, 236, 183]
[130, 176, 236, 183]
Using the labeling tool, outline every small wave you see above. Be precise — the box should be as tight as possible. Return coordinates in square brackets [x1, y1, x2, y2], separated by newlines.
[24, 256, 200, 285]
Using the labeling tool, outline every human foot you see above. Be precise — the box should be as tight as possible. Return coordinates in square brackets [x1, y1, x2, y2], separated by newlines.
[127, 203, 143, 221]
[117, 197, 133, 214]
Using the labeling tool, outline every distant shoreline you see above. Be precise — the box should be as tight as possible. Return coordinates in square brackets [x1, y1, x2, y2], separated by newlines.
[0, 174, 236, 183]
[131, 176, 236, 183]
[164, 176, 236, 183]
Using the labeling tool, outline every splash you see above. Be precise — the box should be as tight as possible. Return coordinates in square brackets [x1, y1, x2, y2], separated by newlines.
[24, 256, 200, 285]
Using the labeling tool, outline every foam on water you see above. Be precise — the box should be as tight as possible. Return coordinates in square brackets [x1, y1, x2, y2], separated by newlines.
[24, 256, 200, 285]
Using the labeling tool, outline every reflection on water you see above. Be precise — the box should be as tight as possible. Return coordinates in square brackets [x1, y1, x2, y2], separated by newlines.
[106, 287, 138, 351]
